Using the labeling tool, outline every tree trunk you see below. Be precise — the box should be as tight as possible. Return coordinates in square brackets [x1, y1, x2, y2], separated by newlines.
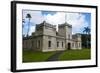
[27, 18, 30, 37]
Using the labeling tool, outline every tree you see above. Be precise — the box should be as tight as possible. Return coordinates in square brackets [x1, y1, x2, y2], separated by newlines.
[83, 27, 91, 48]
[83, 27, 90, 34]
[26, 13, 32, 37]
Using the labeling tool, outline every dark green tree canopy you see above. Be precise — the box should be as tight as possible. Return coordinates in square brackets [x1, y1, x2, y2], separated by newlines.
[26, 14, 32, 19]
[83, 27, 90, 34]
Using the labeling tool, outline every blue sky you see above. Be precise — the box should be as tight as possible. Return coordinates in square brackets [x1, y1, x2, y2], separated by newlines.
[22, 10, 91, 36]
[42, 11, 57, 15]
[82, 13, 91, 27]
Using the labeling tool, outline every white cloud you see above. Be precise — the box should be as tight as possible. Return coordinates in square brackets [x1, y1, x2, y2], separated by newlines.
[29, 26, 35, 36]
[44, 12, 65, 31]
[66, 13, 89, 34]
[23, 10, 89, 36]
[44, 12, 89, 34]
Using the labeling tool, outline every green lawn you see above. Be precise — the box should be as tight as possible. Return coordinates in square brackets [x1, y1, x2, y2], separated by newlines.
[23, 49, 91, 63]
[59, 49, 91, 61]
[23, 50, 55, 63]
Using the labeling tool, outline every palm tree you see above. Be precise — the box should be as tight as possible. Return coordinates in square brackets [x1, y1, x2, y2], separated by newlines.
[83, 27, 90, 34]
[26, 13, 32, 37]
[83, 27, 90, 48]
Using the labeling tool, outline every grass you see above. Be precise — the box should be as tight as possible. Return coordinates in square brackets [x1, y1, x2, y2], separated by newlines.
[59, 49, 91, 61]
[23, 49, 91, 63]
[23, 50, 55, 63]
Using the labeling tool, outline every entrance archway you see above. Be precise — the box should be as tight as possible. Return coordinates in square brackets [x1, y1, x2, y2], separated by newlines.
[68, 43, 71, 50]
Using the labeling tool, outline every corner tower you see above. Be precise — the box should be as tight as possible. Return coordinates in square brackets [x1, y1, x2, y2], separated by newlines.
[36, 21, 57, 52]
[58, 22, 72, 49]
[58, 22, 72, 40]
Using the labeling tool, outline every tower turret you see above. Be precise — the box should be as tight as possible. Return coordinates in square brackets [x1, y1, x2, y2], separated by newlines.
[58, 22, 72, 39]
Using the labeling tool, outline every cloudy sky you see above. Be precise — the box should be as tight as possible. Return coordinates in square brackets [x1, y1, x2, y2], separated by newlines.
[22, 10, 91, 36]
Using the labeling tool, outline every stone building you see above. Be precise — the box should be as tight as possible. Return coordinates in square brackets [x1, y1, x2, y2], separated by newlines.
[23, 21, 82, 52]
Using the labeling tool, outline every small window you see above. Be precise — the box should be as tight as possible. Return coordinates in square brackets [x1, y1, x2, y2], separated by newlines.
[38, 40, 40, 47]
[79, 43, 80, 47]
[62, 42, 63, 47]
[57, 41, 59, 47]
[76, 43, 77, 48]
[48, 41, 51, 47]
[37, 40, 40, 48]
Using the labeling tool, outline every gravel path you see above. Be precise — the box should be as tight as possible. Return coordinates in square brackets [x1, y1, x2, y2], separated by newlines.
[46, 51, 64, 61]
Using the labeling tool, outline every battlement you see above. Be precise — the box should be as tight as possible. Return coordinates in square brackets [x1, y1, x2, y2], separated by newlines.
[36, 21, 56, 29]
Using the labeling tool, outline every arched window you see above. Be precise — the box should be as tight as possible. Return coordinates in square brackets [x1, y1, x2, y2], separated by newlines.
[62, 42, 63, 47]
[37, 40, 40, 48]
[72, 43, 74, 47]
[79, 43, 80, 47]
[48, 41, 51, 47]
[57, 41, 59, 47]
[38, 40, 40, 47]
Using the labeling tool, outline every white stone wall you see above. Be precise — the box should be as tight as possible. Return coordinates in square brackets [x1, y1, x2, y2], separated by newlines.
[23, 21, 82, 52]
[42, 36, 57, 52]
[43, 27, 56, 36]
[65, 26, 72, 39]
[56, 38, 66, 51]
[58, 26, 66, 37]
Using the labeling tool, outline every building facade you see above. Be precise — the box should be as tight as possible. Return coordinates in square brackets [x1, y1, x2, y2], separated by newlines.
[23, 21, 82, 52]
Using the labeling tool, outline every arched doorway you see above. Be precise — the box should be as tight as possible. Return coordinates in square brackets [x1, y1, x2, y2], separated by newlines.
[68, 43, 71, 50]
